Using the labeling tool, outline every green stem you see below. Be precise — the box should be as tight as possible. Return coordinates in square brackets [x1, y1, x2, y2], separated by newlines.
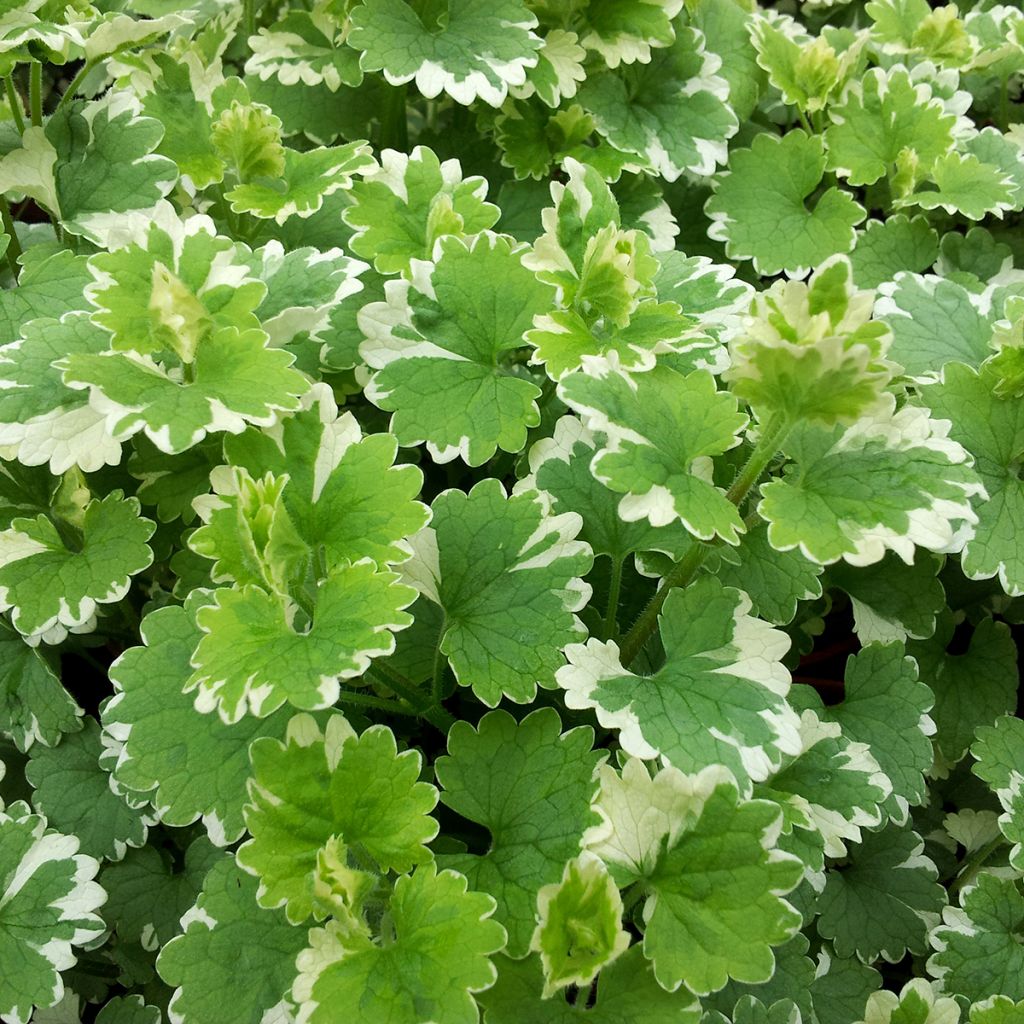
[430, 616, 448, 705]
[336, 689, 420, 717]
[5, 77, 24, 133]
[0, 197, 22, 279]
[55, 59, 97, 113]
[367, 664, 457, 734]
[617, 415, 792, 668]
[999, 75, 1011, 132]
[603, 556, 623, 641]
[949, 836, 1004, 897]
[115, 597, 141, 636]
[617, 542, 709, 667]
[243, 0, 257, 39]
[797, 108, 813, 134]
[723, 414, 791, 507]
[29, 61, 42, 127]
[380, 83, 409, 151]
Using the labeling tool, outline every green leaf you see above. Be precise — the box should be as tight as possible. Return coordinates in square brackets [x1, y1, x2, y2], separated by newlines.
[138, 56, 223, 190]
[0, 126, 59, 214]
[100, 837, 219, 951]
[0, 621, 81, 753]
[724, 256, 895, 426]
[102, 597, 291, 845]
[212, 96, 287, 185]
[245, 10, 362, 93]
[825, 67, 955, 186]
[972, 716, 1024, 870]
[348, 0, 543, 106]
[756, 708, 891, 872]
[518, 415, 691, 565]
[517, 29, 587, 107]
[706, 130, 865, 276]
[0, 803, 105, 1024]
[908, 615, 1017, 764]
[435, 708, 603, 957]
[360, 232, 554, 466]
[558, 365, 747, 542]
[0, 491, 154, 645]
[248, 243, 364, 368]
[218, 383, 428, 570]
[652, 249, 752, 345]
[692, 0, 765, 121]
[294, 863, 506, 1024]
[579, 26, 737, 180]
[527, 300, 702, 380]
[0, 313, 122, 475]
[805, 643, 935, 818]
[921, 363, 1024, 596]
[859, 979, 960, 1024]
[239, 713, 438, 923]
[897, 151, 1016, 221]
[45, 97, 178, 246]
[343, 146, 499, 274]
[26, 720, 148, 862]
[759, 398, 982, 567]
[62, 325, 309, 456]
[0, 249, 91, 348]
[586, 760, 802, 994]
[93, 994, 161, 1024]
[559, 576, 799, 794]
[479, 946, 701, 1023]
[524, 157, 657, 326]
[701, 933, 815, 1021]
[929, 873, 1024, 1003]
[128, 436, 220, 525]
[849, 216, 939, 290]
[711, 524, 824, 627]
[809, 947, 882, 1024]
[531, 852, 629, 996]
[404, 479, 591, 706]
[970, 997, 1024, 1024]
[156, 858, 307, 1024]
[225, 141, 374, 223]
[575, 0, 682, 66]
[185, 561, 417, 722]
[828, 551, 945, 643]
[963, 128, 1024, 213]
[83, 213, 266, 359]
[816, 823, 945, 962]
[875, 274, 991, 379]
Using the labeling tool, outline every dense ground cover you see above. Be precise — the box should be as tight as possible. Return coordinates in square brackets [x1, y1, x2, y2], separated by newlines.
[0, 1, 1023, 1021]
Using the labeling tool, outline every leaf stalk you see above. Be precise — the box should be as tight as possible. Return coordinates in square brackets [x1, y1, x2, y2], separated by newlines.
[617, 414, 792, 667]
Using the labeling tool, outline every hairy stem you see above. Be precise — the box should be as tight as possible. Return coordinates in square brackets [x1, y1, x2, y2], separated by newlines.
[617, 415, 792, 667]
[5, 77, 24, 133]
[336, 689, 420, 717]
[29, 61, 42, 127]
[949, 836, 1005, 898]
[55, 59, 97, 113]
[603, 556, 623, 641]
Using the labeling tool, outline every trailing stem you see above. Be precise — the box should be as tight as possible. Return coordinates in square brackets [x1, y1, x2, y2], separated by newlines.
[617, 415, 792, 668]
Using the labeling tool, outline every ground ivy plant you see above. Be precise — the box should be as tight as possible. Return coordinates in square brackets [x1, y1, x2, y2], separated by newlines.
[1, 1, 1024, 1022]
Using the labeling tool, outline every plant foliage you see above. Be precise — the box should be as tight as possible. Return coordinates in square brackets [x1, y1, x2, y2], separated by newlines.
[0, 1, 1023, 1022]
